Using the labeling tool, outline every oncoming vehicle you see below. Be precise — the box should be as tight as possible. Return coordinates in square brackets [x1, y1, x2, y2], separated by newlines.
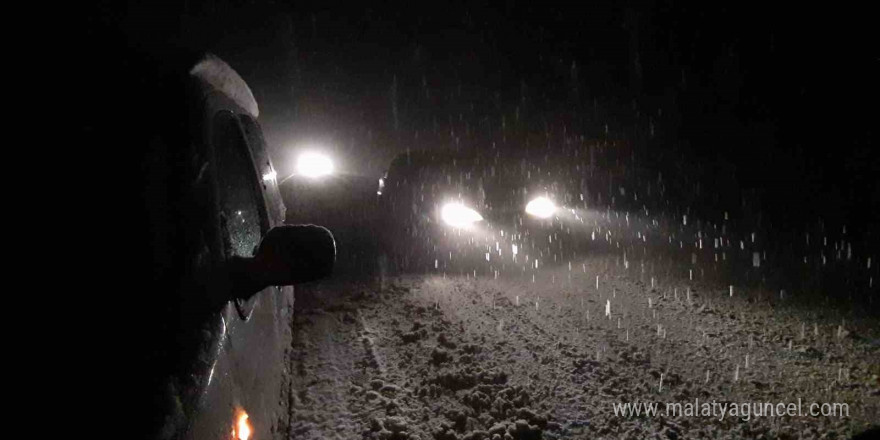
[113, 52, 336, 439]
[376, 149, 580, 273]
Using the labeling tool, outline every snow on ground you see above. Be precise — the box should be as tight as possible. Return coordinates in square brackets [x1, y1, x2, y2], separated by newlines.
[280, 249, 878, 439]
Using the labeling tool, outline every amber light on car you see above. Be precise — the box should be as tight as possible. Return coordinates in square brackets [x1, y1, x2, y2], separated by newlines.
[231, 409, 252, 440]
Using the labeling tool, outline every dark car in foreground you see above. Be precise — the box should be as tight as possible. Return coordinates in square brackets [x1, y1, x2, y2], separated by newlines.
[101, 52, 336, 439]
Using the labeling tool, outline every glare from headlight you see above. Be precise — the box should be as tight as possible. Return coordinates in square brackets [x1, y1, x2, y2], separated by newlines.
[525, 196, 556, 218]
[441, 203, 483, 227]
[296, 152, 334, 178]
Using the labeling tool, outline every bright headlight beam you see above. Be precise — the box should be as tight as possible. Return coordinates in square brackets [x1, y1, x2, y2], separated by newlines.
[296, 152, 334, 178]
[441, 202, 483, 227]
[525, 196, 556, 218]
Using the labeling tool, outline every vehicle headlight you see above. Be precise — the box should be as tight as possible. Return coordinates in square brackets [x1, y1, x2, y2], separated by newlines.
[525, 196, 556, 218]
[441, 202, 483, 227]
[296, 152, 334, 178]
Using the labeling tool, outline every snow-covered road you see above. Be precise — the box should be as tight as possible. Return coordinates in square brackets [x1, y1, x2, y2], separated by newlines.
[281, 247, 878, 439]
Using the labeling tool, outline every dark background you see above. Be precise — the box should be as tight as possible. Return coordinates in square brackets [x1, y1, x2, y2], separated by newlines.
[83, 1, 877, 239]
[79, 3, 876, 434]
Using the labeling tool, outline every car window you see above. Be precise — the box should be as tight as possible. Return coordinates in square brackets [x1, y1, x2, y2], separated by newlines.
[213, 111, 267, 258]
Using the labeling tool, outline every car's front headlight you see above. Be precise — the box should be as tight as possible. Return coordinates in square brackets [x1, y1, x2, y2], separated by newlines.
[441, 202, 483, 227]
[296, 152, 334, 178]
[525, 196, 556, 218]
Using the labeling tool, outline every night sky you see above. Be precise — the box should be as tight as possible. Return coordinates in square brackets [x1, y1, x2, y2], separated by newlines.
[85, 1, 877, 236]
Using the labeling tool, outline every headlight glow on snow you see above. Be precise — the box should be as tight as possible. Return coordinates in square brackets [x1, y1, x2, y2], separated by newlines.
[525, 196, 556, 218]
[441, 202, 483, 227]
[296, 152, 334, 178]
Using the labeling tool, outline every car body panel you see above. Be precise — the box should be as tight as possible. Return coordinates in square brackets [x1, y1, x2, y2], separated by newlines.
[130, 54, 294, 440]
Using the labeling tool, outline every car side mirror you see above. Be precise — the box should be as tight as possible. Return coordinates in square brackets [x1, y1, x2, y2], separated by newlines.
[254, 225, 336, 286]
[252, 224, 336, 285]
[221, 225, 336, 303]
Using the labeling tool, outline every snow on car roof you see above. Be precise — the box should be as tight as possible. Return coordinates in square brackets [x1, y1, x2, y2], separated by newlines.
[189, 53, 259, 117]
